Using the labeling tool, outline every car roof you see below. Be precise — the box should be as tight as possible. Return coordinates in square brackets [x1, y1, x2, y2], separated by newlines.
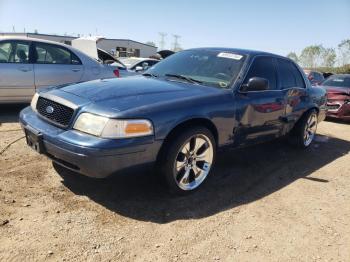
[0, 36, 97, 61]
[186, 47, 287, 59]
[0, 36, 72, 48]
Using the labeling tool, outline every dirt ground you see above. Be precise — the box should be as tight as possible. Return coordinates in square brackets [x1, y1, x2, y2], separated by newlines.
[0, 105, 349, 262]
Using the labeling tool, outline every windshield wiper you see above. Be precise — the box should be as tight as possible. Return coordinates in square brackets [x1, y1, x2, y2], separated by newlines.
[142, 73, 158, 78]
[165, 74, 203, 84]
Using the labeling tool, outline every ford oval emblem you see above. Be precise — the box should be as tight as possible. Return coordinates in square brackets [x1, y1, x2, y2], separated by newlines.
[46, 106, 54, 114]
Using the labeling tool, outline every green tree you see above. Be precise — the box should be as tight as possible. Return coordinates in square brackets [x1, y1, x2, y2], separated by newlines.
[299, 45, 323, 68]
[338, 39, 350, 66]
[321, 48, 336, 67]
[287, 52, 299, 63]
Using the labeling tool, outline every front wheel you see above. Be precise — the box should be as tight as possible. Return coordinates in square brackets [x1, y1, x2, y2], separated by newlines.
[158, 127, 216, 195]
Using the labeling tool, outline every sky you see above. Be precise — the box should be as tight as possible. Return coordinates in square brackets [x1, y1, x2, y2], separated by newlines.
[0, 0, 349, 56]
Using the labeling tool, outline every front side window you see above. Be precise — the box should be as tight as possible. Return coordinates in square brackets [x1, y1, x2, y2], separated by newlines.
[277, 59, 305, 89]
[0, 41, 30, 63]
[34, 43, 81, 65]
[243, 56, 277, 90]
[146, 49, 246, 88]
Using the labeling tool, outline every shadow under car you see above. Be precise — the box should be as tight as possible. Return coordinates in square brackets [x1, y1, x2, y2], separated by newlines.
[55, 134, 350, 224]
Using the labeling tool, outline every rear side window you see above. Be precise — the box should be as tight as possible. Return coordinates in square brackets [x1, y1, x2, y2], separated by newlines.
[277, 59, 305, 88]
[0, 42, 12, 63]
[243, 56, 277, 90]
[0, 41, 30, 63]
[34, 43, 81, 65]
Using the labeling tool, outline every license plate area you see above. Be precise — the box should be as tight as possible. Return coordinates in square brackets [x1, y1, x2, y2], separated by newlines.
[25, 127, 45, 154]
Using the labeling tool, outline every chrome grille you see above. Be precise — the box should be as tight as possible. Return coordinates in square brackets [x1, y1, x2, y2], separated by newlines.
[36, 97, 74, 127]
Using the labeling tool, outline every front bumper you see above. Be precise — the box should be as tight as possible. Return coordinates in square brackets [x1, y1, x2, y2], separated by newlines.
[326, 102, 350, 121]
[19, 107, 162, 178]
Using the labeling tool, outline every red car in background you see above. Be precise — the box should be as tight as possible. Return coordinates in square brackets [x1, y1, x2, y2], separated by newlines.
[320, 74, 350, 121]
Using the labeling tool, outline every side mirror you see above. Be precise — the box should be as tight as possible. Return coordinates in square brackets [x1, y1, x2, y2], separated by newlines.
[241, 77, 269, 92]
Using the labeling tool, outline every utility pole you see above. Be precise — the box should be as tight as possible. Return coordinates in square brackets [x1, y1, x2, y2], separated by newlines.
[173, 34, 181, 51]
[159, 32, 167, 50]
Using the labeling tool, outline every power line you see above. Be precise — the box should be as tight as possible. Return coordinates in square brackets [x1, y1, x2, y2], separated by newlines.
[173, 34, 181, 51]
[159, 32, 167, 50]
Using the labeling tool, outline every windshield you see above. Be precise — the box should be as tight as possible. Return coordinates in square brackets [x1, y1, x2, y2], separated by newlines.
[322, 75, 350, 88]
[146, 49, 246, 88]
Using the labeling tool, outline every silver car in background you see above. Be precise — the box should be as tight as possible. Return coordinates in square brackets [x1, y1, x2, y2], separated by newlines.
[0, 37, 121, 103]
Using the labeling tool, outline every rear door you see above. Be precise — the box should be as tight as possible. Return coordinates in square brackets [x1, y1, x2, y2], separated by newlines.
[235, 56, 286, 145]
[33, 42, 84, 89]
[0, 40, 34, 102]
[275, 58, 308, 132]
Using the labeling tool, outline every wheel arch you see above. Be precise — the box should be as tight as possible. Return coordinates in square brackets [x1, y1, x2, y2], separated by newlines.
[156, 117, 219, 162]
[302, 106, 319, 119]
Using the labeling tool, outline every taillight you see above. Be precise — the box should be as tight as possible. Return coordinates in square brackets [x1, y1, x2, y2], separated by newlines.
[113, 69, 120, 78]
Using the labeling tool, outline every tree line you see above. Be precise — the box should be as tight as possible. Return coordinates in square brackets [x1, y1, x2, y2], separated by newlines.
[287, 39, 350, 73]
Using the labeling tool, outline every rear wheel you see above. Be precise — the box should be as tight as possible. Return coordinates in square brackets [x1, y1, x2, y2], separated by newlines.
[290, 109, 318, 148]
[158, 127, 216, 195]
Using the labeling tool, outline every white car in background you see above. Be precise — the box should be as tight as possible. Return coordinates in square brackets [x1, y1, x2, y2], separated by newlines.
[119, 57, 159, 74]
[0, 37, 123, 103]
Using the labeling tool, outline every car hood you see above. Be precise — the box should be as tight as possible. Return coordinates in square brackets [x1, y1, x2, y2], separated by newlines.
[58, 76, 222, 111]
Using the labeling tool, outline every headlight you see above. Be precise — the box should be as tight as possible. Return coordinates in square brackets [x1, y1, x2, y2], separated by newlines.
[73, 113, 153, 138]
[31, 93, 39, 111]
[73, 113, 109, 137]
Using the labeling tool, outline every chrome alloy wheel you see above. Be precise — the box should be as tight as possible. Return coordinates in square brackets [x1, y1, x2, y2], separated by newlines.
[173, 134, 214, 191]
[303, 112, 317, 146]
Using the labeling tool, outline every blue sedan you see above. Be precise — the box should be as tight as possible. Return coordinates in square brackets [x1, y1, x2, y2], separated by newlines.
[19, 48, 327, 194]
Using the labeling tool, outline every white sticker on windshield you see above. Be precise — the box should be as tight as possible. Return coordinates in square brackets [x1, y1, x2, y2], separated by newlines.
[217, 52, 243, 60]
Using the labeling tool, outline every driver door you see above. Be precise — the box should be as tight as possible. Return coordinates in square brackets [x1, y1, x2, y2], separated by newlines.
[234, 56, 286, 146]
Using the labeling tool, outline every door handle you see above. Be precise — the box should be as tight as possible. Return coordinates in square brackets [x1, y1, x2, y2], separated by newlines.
[18, 67, 32, 72]
[71, 68, 81, 72]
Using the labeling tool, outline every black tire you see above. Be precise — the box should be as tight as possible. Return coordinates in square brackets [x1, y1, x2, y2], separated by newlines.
[158, 126, 216, 195]
[289, 109, 318, 148]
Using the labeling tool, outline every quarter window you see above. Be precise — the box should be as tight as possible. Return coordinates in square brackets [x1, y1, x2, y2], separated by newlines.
[243, 56, 277, 90]
[277, 59, 305, 88]
[34, 43, 81, 65]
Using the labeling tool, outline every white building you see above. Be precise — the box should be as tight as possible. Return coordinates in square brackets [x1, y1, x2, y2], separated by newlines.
[0, 32, 158, 58]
